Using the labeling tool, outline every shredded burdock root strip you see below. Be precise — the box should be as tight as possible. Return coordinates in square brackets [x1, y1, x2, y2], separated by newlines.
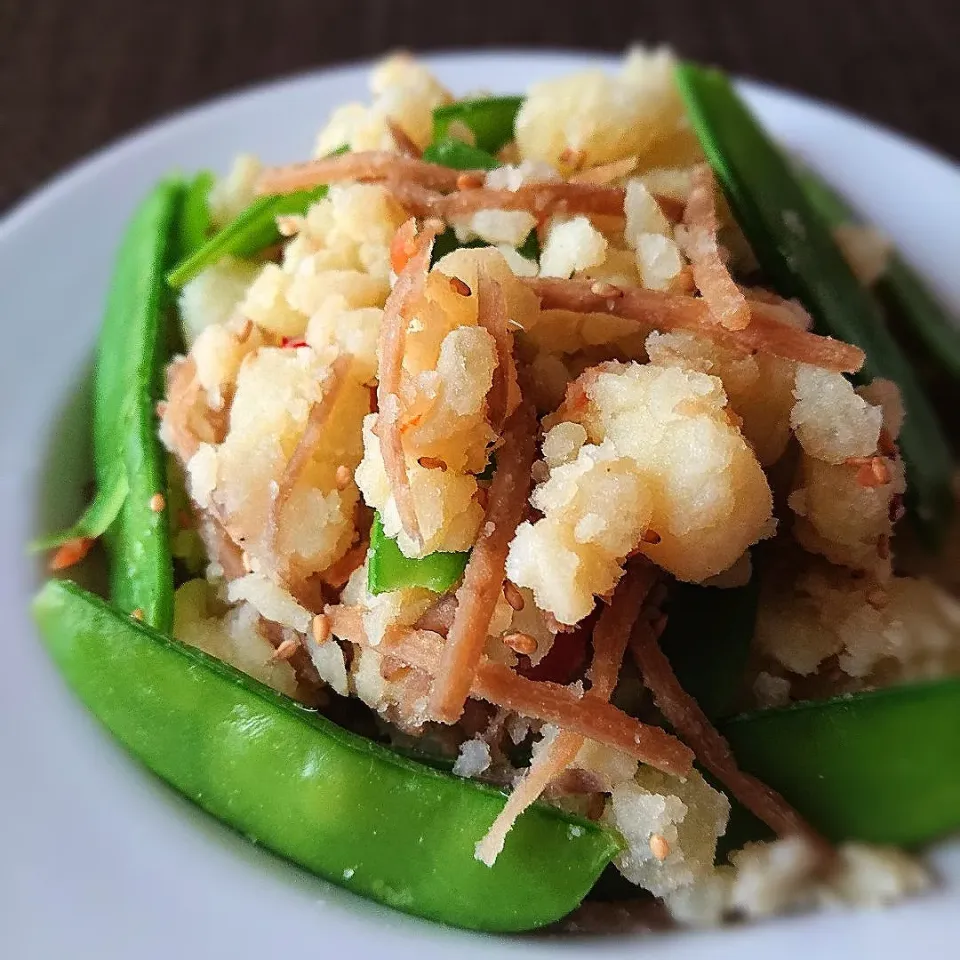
[569, 156, 638, 187]
[324, 604, 692, 775]
[629, 619, 833, 861]
[475, 268, 519, 433]
[523, 277, 865, 373]
[679, 164, 751, 331]
[475, 564, 658, 866]
[256, 151, 473, 195]
[268, 353, 353, 565]
[375, 218, 444, 549]
[427, 403, 537, 724]
[386, 119, 422, 159]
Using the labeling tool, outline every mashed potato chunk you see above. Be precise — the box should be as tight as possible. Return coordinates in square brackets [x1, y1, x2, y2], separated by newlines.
[507, 361, 773, 623]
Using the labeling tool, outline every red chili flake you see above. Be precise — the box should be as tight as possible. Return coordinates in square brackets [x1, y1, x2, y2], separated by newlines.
[280, 337, 308, 349]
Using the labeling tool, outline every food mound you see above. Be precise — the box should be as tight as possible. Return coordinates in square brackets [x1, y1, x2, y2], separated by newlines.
[37, 49, 960, 934]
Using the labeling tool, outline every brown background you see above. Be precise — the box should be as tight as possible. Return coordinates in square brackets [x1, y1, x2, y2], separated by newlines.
[1, 0, 958, 215]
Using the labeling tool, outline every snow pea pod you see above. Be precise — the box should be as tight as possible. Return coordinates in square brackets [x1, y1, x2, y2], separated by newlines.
[721, 677, 960, 846]
[33, 580, 620, 932]
[368, 513, 468, 595]
[175, 170, 215, 261]
[676, 63, 954, 545]
[166, 184, 328, 289]
[93, 179, 184, 631]
[422, 137, 499, 171]
[660, 571, 759, 720]
[800, 168, 960, 382]
[432, 95, 523, 154]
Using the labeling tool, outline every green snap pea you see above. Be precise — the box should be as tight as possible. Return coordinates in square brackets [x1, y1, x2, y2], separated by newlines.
[675, 63, 955, 545]
[368, 513, 468, 595]
[93, 180, 184, 631]
[421, 137, 500, 171]
[800, 168, 960, 382]
[721, 676, 960, 846]
[432, 95, 524, 154]
[659, 569, 759, 720]
[166, 185, 328, 289]
[30, 467, 128, 552]
[34, 579, 620, 932]
[175, 170, 215, 261]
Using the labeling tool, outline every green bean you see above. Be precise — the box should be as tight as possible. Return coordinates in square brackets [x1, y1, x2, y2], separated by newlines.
[722, 676, 960, 845]
[30, 467, 129, 552]
[367, 513, 468, 595]
[676, 62, 954, 545]
[34, 579, 620, 932]
[800, 168, 960, 381]
[432, 95, 524, 154]
[94, 179, 184, 630]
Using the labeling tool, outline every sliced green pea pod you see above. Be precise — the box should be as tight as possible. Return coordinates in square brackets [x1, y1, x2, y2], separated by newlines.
[799, 168, 960, 382]
[34, 579, 619, 932]
[30, 465, 128, 552]
[176, 170, 215, 261]
[368, 513, 468, 595]
[94, 179, 184, 631]
[675, 63, 955, 545]
[166, 185, 328, 289]
[432, 95, 524, 154]
[659, 570, 759, 721]
[422, 138, 499, 171]
[721, 676, 960, 846]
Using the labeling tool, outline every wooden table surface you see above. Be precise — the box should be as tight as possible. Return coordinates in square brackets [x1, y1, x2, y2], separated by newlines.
[1, 0, 958, 214]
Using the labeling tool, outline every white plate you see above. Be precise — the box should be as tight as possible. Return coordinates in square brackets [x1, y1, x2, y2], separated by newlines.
[1, 50, 958, 959]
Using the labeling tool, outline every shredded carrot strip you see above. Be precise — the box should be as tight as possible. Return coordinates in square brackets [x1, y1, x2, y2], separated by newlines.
[386, 119, 422, 159]
[629, 620, 832, 858]
[680, 164, 750, 331]
[475, 268, 518, 433]
[269, 354, 352, 561]
[256, 151, 471, 195]
[523, 277, 864, 373]
[375, 219, 443, 549]
[49, 536, 94, 571]
[427, 403, 537, 723]
[475, 565, 657, 865]
[324, 604, 692, 775]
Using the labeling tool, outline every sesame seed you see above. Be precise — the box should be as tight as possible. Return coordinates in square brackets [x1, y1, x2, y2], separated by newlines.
[504, 632, 538, 656]
[312, 614, 331, 646]
[641, 529, 662, 545]
[131, 608, 144, 621]
[502, 581, 525, 611]
[589, 280, 622, 298]
[417, 456, 447, 471]
[270, 638, 299, 662]
[149, 492, 166, 513]
[649, 834, 670, 861]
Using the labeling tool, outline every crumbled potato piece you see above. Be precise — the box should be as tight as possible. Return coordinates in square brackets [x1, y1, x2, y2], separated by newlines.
[539, 215, 609, 279]
[516, 47, 700, 172]
[508, 362, 773, 623]
[174, 579, 299, 697]
[315, 53, 451, 155]
[603, 768, 730, 897]
[646, 330, 796, 466]
[208, 154, 262, 229]
[179, 257, 261, 347]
